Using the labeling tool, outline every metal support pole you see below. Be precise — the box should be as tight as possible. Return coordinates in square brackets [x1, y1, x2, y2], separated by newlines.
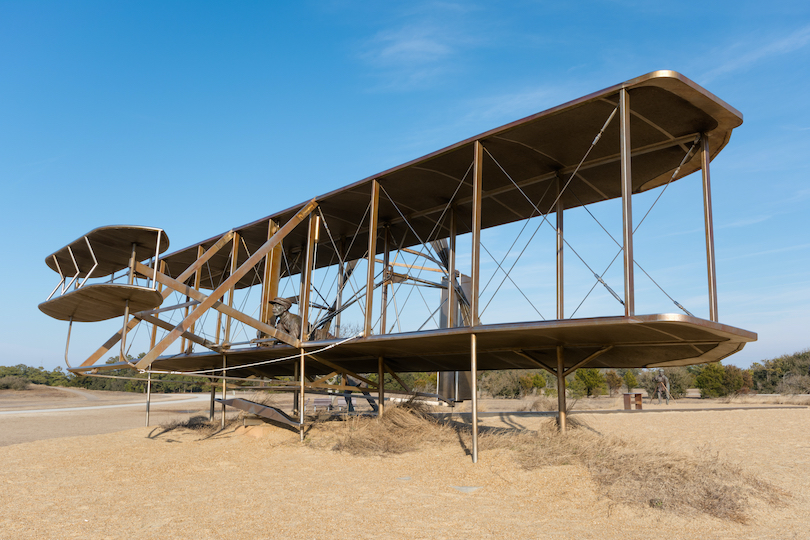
[209, 382, 215, 420]
[447, 207, 457, 328]
[298, 213, 318, 442]
[145, 368, 152, 427]
[260, 220, 281, 325]
[381, 226, 390, 334]
[556, 345, 567, 433]
[300, 349, 305, 441]
[224, 233, 240, 345]
[293, 361, 299, 414]
[221, 355, 226, 429]
[701, 134, 719, 322]
[149, 261, 165, 350]
[471, 333, 479, 463]
[556, 175, 564, 320]
[120, 243, 138, 363]
[336, 237, 345, 337]
[471, 141, 483, 327]
[378, 356, 385, 417]
[365, 180, 380, 336]
[619, 88, 635, 316]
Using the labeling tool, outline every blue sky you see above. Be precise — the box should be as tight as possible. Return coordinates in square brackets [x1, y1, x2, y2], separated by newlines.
[1, 1, 808, 370]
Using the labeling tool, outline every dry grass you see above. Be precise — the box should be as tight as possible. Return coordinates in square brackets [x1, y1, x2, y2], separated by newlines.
[155, 415, 240, 439]
[306, 402, 787, 523]
[511, 424, 787, 523]
[722, 394, 810, 406]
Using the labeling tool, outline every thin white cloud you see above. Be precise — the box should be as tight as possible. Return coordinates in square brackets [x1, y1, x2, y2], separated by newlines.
[356, 2, 484, 90]
[719, 214, 772, 229]
[719, 242, 810, 262]
[702, 24, 810, 82]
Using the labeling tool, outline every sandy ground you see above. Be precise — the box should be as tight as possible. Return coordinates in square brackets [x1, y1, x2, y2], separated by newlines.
[1, 388, 809, 539]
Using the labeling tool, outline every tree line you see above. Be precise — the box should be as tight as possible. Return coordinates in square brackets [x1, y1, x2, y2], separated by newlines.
[3, 348, 808, 397]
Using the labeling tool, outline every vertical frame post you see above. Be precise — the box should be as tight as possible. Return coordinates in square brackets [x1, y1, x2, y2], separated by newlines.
[145, 369, 152, 427]
[470, 141, 484, 464]
[260, 220, 282, 325]
[335, 237, 345, 337]
[224, 233, 240, 344]
[381, 226, 390, 334]
[471, 333, 479, 463]
[556, 175, 564, 320]
[447, 207, 457, 328]
[378, 357, 385, 417]
[556, 346, 567, 433]
[299, 213, 319, 441]
[701, 134, 719, 322]
[221, 355, 226, 429]
[186, 245, 204, 354]
[150, 260, 166, 350]
[365, 180, 380, 336]
[619, 88, 635, 316]
[471, 142, 483, 326]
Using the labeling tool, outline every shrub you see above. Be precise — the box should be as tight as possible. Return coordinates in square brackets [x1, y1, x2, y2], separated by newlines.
[775, 374, 810, 394]
[695, 363, 725, 398]
[0, 376, 30, 390]
[750, 349, 810, 393]
[480, 370, 547, 398]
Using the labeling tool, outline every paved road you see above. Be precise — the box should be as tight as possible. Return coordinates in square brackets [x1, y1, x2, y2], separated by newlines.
[0, 394, 209, 415]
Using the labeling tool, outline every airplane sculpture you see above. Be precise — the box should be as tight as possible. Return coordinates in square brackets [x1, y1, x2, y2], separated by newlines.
[39, 71, 756, 462]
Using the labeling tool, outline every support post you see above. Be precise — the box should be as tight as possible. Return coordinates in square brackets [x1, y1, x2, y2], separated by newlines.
[299, 213, 319, 441]
[471, 333, 479, 463]
[619, 88, 635, 316]
[145, 368, 152, 427]
[364, 180, 380, 336]
[209, 382, 215, 420]
[378, 357, 385, 417]
[556, 175, 564, 320]
[471, 141, 483, 326]
[447, 207, 457, 328]
[221, 355, 226, 429]
[299, 349, 305, 441]
[336, 237, 345, 337]
[224, 233, 240, 345]
[381, 226, 390, 334]
[470, 142, 483, 463]
[556, 345, 567, 433]
[260, 220, 281, 325]
[149, 260, 165, 350]
[701, 134, 719, 322]
[120, 243, 138, 363]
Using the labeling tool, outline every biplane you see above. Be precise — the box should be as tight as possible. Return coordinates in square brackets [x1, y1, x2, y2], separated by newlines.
[39, 70, 756, 462]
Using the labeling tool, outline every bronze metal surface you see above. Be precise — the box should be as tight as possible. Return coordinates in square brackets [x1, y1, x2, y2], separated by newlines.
[158, 71, 743, 291]
[38, 284, 163, 322]
[45, 225, 170, 277]
[140, 314, 755, 378]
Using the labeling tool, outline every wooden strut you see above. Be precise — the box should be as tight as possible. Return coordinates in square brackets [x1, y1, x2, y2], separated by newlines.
[132, 262, 299, 349]
[77, 230, 237, 368]
[135, 200, 318, 371]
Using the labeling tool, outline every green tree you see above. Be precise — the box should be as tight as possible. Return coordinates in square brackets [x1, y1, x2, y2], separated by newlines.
[695, 363, 725, 398]
[623, 370, 638, 392]
[570, 368, 606, 397]
[605, 370, 623, 396]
